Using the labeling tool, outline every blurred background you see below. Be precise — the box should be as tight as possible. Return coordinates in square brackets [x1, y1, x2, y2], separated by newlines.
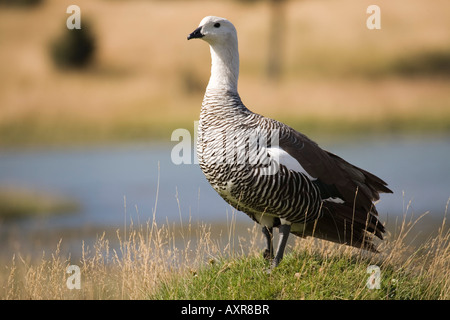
[0, 0, 449, 259]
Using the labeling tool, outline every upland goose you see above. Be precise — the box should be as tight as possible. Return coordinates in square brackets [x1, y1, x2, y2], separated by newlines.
[187, 16, 392, 268]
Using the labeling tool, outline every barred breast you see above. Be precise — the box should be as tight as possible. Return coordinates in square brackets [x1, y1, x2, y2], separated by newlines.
[197, 89, 322, 225]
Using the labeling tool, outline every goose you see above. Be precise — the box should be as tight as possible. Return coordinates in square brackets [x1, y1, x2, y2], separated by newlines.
[187, 16, 392, 268]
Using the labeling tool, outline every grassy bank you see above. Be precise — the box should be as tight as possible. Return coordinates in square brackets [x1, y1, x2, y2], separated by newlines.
[153, 219, 449, 300]
[0, 187, 79, 221]
[153, 250, 434, 300]
[1, 211, 448, 300]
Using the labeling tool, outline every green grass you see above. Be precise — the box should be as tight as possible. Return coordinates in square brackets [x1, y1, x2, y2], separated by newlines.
[279, 114, 450, 138]
[151, 247, 444, 300]
[150, 209, 450, 300]
[0, 188, 80, 220]
[2, 111, 450, 148]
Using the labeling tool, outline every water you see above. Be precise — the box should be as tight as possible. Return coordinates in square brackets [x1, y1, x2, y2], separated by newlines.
[0, 135, 449, 234]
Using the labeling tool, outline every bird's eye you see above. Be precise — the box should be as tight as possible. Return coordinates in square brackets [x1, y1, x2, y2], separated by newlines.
[214, 23, 221, 28]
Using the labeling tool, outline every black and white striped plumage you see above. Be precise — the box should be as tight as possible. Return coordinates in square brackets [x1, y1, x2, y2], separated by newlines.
[188, 16, 392, 268]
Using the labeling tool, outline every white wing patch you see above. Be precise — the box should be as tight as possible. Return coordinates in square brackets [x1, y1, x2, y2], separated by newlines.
[267, 146, 316, 181]
[324, 197, 345, 204]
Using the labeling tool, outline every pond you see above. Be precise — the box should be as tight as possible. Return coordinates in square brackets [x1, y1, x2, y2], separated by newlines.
[0, 134, 449, 250]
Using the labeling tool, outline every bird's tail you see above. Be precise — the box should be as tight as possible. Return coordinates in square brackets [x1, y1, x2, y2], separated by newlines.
[292, 201, 385, 252]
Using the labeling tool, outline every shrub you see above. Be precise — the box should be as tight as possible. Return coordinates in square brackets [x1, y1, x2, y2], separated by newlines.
[0, 0, 43, 7]
[50, 21, 96, 69]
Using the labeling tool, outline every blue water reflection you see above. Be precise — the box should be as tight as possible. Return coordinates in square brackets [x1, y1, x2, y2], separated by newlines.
[0, 135, 449, 232]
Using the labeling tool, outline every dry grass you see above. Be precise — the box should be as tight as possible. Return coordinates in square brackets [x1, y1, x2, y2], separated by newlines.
[1, 205, 448, 300]
[1, 0, 450, 145]
[1, 217, 254, 299]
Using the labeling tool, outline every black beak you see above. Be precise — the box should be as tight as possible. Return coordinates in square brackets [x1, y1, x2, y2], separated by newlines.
[187, 26, 204, 40]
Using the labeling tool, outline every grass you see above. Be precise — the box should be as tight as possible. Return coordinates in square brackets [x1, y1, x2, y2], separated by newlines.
[0, 187, 80, 220]
[389, 49, 450, 78]
[154, 251, 416, 300]
[1, 205, 449, 300]
[152, 217, 450, 300]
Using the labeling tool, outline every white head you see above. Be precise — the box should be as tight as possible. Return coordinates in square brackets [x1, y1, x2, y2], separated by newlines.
[188, 16, 239, 93]
[187, 16, 238, 45]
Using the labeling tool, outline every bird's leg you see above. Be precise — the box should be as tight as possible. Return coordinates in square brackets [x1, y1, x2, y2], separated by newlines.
[272, 224, 291, 268]
[262, 226, 273, 260]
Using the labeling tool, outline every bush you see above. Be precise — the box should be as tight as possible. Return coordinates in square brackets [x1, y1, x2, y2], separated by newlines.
[0, 0, 43, 7]
[50, 21, 96, 69]
[391, 50, 450, 78]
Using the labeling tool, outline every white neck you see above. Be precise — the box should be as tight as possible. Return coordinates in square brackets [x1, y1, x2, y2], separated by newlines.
[206, 39, 239, 93]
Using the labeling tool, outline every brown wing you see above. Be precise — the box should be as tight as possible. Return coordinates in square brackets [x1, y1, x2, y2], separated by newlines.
[274, 121, 392, 215]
